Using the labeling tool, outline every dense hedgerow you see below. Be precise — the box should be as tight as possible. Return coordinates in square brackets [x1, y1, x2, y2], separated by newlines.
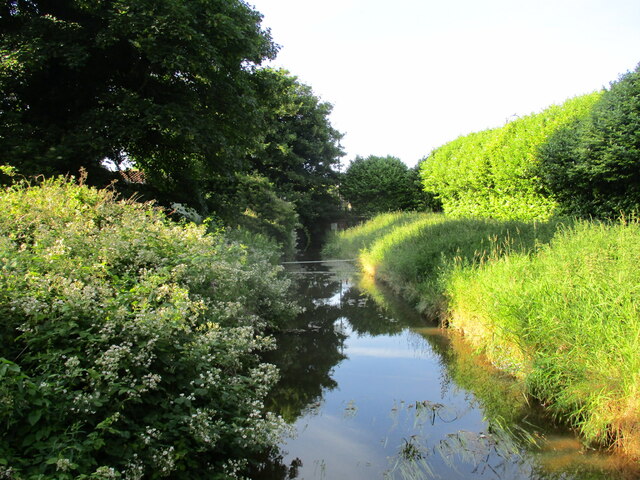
[0, 177, 297, 479]
[419, 92, 602, 220]
[538, 64, 640, 218]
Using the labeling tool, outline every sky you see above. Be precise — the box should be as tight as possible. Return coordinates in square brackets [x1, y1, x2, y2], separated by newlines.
[248, 0, 640, 167]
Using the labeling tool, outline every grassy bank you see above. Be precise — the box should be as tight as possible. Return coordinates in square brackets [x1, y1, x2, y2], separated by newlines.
[324, 212, 640, 458]
[323, 212, 561, 315]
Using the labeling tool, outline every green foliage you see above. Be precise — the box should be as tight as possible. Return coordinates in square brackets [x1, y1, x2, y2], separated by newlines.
[538, 64, 640, 218]
[407, 164, 442, 212]
[0, 0, 276, 196]
[329, 211, 640, 455]
[231, 173, 300, 256]
[323, 212, 428, 259]
[420, 92, 603, 220]
[324, 212, 561, 314]
[447, 220, 640, 454]
[250, 68, 344, 240]
[0, 178, 297, 478]
[340, 155, 421, 216]
[0, 4, 348, 250]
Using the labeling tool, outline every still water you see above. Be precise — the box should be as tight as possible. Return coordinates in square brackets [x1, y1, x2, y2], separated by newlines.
[253, 261, 637, 479]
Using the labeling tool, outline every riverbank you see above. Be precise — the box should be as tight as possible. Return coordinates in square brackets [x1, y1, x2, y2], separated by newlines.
[323, 212, 640, 459]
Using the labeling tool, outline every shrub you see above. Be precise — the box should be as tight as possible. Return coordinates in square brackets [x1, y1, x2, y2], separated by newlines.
[0, 177, 297, 478]
[538, 63, 640, 218]
[420, 92, 602, 220]
[340, 156, 420, 216]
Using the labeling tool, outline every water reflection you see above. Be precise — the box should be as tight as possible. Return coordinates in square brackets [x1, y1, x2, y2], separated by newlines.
[262, 267, 348, 423]
[250, 261, 639, 480]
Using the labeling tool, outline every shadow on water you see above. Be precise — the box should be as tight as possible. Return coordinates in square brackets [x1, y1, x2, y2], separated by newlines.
[250, 261, 640, 480]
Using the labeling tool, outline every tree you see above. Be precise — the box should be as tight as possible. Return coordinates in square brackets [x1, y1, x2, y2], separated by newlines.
[340, 155, 418, 216]
[231, 172, 300, 256]
[0, 0, 276, 208]
[249, 68, 344, 243]
[539, 63, 640, 218]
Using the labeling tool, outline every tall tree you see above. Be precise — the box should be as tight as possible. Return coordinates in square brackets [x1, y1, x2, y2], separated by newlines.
[0, 0, 276, 204]
[341, 155, 417, 216]
[249, 68, 344, 241]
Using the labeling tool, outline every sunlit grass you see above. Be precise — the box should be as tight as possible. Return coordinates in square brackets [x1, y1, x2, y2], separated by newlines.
[322, 211, 425, 259]
[326, 212, 560, 315]
[447, 219, 640, 456]
[326, 212, 640, 458]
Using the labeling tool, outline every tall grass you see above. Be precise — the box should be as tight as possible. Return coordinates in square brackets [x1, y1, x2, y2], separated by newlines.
[325, 212, 561, 315]
[447, 220, 640, 456]
[326, 212, 640, 458]
[322, 211, 426, 258]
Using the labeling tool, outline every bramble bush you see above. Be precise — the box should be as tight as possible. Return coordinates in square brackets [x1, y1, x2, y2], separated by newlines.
[0, 177, 297, 479]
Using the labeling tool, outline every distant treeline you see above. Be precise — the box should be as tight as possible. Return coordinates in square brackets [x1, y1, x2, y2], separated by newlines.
[419, 64, 640, 220]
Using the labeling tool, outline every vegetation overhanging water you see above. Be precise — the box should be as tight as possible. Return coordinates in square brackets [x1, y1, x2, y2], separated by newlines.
[251, 259, 638, 479]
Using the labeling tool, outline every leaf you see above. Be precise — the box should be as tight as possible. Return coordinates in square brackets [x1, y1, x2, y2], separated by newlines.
[28, 409, 42, 426]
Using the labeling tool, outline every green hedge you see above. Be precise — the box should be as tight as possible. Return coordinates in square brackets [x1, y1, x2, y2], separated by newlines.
[419, 92, 602, 220]
[0, 178, 296, 479]
[538, 64, 640, 218]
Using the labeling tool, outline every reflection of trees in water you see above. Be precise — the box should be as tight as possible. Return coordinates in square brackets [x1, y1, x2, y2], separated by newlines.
[263, 312, 347, 423]
[341, 282, 427, 336]
[247, 447, 302, 480]
[262, 270, 348, 423]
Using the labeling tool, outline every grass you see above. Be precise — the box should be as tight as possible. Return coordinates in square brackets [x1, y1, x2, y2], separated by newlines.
[447, 220, 640, 456]
[324, 212, 640, 459]
[325, 212, 561, 315]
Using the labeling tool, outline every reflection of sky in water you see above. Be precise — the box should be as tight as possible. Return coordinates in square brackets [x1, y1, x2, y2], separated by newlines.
[345, 327, 437, 360]
[273, 266, 625, 480]
[278, 302, 493, 478]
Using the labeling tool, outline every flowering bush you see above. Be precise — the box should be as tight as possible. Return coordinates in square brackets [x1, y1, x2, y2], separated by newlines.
[0, 178, 297, 478]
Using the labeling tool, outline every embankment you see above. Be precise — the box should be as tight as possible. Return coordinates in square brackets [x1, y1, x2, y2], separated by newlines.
[323, 212, 640, 459]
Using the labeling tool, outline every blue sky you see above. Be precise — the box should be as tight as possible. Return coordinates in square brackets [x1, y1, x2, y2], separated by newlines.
[249, 0, 640, 167]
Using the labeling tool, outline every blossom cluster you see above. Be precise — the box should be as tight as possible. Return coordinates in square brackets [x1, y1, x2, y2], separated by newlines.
[0, 178, 297, 478]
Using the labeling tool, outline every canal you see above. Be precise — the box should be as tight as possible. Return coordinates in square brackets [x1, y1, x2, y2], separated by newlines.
[251, 260, 636, 479]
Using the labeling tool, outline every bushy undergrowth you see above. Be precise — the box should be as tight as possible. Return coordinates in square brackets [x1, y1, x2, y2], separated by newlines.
[326, 212, 640, 457]
[0, 178, 297, 479]
[419, 92, 602, 220]
[447, 220, 640, 456]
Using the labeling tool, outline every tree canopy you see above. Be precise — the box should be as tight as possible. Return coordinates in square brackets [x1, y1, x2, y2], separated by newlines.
[249, 68, 344, 240]
[538, 63, 640, 218]
[1, 4, 348, 247]
[0, 0, 276, 191]
[340, 155, 420, 216]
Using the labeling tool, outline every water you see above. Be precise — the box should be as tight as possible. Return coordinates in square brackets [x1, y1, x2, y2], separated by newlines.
[252, 261, 637, 479]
